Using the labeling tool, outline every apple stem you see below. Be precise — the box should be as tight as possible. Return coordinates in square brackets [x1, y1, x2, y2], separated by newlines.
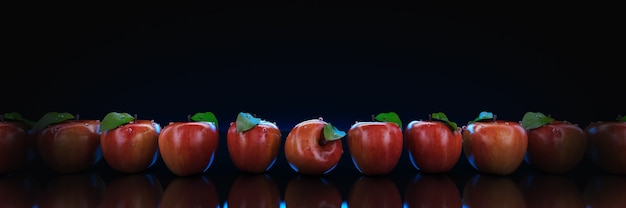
[428, 114, 432, 121]
[134, 114, 138, 120]
[0, 115, 3, 122]
[371, 114, 375, 121]
[76, 114, 80, 120]
[187, 115, 191, 122]
[493, 114, 497, 121]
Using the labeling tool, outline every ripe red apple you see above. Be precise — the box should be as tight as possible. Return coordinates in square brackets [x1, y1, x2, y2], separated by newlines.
[347, 112, 403, 175]
[583, 173, 626, 207]
[462, 173, 526, 208]
[227, 112, 282, 173]
[101, 173, 163, 208]
[284, 117, 345, 175]
[158, 112, 219, 176]
[227, 173, 281, 208]
[284, 175, 343, 208]
[0, 112, 37, 174]
[99, 112, 161, 173]
[348, 176, 402, 208]
[161, 175, 219, 208]
[0, 174, 41, 208]
[404, 173, 462, 208]
[584, 115, 626, 175]
[519, 172, 585, 208]
[404, 112, 462, 173]
[462, 111, 528, 176]
[33, 112, 102, 173]
[38, 171, 106, 207]
[521, 112, 588, 174]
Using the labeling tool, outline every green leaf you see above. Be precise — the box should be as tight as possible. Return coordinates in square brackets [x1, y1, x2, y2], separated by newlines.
[323, 122, 346, 141]
[191, 112, 218, 129]
[31, 112, 76, 132]
[236, 112, 261, 132]
[521, 112, 554, 130]
[2, 112, 35, 127]
[99, 112, 134, 132]
[374, 112, 402, 128]
[471, 111, 494, 123]
[619, 115, 626, 122]
[431, 112, 458, 131]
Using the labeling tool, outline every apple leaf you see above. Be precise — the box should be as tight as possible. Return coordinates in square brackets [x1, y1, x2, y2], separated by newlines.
[99, 112, 134, 132]
[471, 111, 494, 123]
[521, 112, 554, 130]
[323, 122, 346, 141]
[191, 112, 218, 129]
[619, 115, 626, 122]
[374, 112, 402, 129]
[431, 112, 458, 131]
[236, 112, 261, 132]
[31, 112, 76, 132]
[2, 112, 35, 127]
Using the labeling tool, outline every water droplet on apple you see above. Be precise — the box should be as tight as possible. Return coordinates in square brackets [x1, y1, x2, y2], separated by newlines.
[318, 117, 324, 121]
[261, 127, 267, 132]
[230, 122, 235, 126]
[126, 128, 133, 133]
[52, 128, 59, 133]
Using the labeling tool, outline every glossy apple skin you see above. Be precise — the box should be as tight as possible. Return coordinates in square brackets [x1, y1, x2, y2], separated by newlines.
[584, 121, 626, 175]
[404, 120, 463, 173]
[347, 121, 403, 175]
[285, 119, 343, 175]
[284, 175, 342, 208]
[227, 173, 281, 208]
[38, 172, 106, 208]
[583, 174, 626, 207]
[158, 121, 219, 176]
[0, 121, 36, 174]
[404, 173, 461, 208]
[37, 120, 102, 173]
[100, 120, 161, 173]
[462, 120, 528, 176]
[101, 173, 163, 208]
[525, 121, 588, 174]
[462, 174, 526, 208]
[348, 176, 402, 208]
[161, 175, 219, 208]
[519, 172, 585, 208]
[227, 121, 282, 173]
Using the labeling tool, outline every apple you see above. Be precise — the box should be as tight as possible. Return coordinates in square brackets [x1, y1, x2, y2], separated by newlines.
[584, 115, 626, 175]
[284, 117, 345, 175]
[519, 172, 585, 208]
[521, 112, 588, 174]
[347, 112, 403, 175]
[583, 173, 626, 207]
[404, 112, 462, 173]
[348, 176, 402, 208]
[0, 174, 41, 208]
[33, 112, 102, 173]
[158, 112, 219, 176]
[462, 111, 528, 176]
[161, 175, 219, 208]
[99, 112, 161, 173]
[404, 173, 462, 208]
[227, 173, 281, 208]
[284, 175, 343, 208]
[101, 172, 163, 208]
[227, 112, 282, 173]
[38, 171, 106, 207]
[0, 112, 37, 174]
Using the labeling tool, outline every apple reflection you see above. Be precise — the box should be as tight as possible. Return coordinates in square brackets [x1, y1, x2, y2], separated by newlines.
[519, 172, 585, 208]
[102, 172, 163, 208]
[462, 173, 526, 208]
[284, 175, 342, 208]
[227, 173, 280, 208]
[161, 175, 219, 208]
[0, 174, 41, 208]
[583, 173, 626, 207]
[348, 176, 402, 208]
[404, 173, 461, 208]
[38, 171, 106, 208]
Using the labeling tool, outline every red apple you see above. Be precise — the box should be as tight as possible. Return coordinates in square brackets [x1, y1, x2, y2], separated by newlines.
[347, 112, 403, 175]
[284, 117, 345, 175]
[519, 172, 585, 208]
[227, 112, 282, 173]
[348, 176, 402, 208]
[284, 175, 343, 208]
[405, 173, 462, 208]
[583, 173, 626, 207]
[404, 112, 463, 173]
[0, 174, 41, 208]
[161, 175, 219, 208]
[33, 112, 102, 173]
[99, 112, 161, 173]
[227, 173, 281, 208]
[38, 171, 106, 208]
[101, 172, 163, 208]
[462, 111, 528, 176]
[0, 112, 37, 174]
[584, 115, 626, 175]
[521, 112, 588, 174]
[462, 173, 526, 208]
[158, 112, 219, 176]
